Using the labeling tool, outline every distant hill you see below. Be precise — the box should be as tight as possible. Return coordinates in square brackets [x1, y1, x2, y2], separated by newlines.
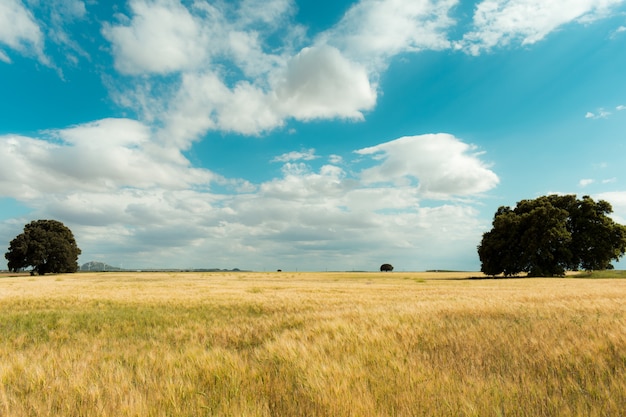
[80, 261, 121, 272]
[79, 262, 246, 272]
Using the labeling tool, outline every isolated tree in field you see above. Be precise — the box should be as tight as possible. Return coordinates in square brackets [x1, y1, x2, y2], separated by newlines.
[478, 195, 626, 277]
[380, 263, 394, 272]
[5, 220, 81, 275]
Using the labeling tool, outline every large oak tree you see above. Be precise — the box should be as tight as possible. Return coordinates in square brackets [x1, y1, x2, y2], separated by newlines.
[478, 195, 626, 277]
[5, 220, 81, 275]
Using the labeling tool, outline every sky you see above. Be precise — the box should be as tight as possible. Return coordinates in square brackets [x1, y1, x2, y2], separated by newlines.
[1, 0, 626, 272]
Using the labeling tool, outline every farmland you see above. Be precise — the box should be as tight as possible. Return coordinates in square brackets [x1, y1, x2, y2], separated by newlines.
[1, 271, 625, 416]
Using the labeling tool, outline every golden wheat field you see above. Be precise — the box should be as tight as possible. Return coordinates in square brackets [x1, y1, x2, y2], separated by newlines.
[1, 271, 625, 416]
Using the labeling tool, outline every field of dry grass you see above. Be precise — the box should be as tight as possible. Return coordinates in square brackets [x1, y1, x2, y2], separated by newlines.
[1, 271, 625, 416]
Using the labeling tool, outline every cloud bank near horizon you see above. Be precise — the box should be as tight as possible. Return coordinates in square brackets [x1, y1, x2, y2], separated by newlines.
[0, 120, 498, 269]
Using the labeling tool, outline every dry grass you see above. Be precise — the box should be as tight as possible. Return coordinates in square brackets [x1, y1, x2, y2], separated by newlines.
[1, 271, 625, 416]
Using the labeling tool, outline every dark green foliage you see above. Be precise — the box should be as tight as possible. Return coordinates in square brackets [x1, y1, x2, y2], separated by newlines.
[478, 195, 626, 277]
[5, 220, 81, 275]
[380, 263, 394, 272]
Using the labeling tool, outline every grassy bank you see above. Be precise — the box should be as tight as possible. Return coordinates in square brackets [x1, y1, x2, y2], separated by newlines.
[1, 271, 625, 416]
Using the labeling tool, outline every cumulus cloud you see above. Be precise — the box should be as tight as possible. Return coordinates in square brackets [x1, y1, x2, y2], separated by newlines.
[0, 118, 214, 200]
[124, 45, 377, 146]
[0, 0, 46, 63]
[275, 45, 377, 120]
[102, 0, 211, 74]
[458, 0, 626, 55]
[157, 71, 285, 144]
[355, 134, 499, 197]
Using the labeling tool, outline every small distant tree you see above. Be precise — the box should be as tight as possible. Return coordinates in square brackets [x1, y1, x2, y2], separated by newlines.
[478, 195, 626, 277]
[5, 220, 81, 275]
[380, 263, 394, 272]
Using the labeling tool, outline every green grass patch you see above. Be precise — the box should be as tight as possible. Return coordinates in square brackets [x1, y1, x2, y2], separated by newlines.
[572, 270, 626, 278]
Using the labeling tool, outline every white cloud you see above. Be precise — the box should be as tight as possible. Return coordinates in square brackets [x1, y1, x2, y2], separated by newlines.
[214, 79, 285, 135]
[0, 118, 215, 200]
[586, 108, 612, 119]
[355, 134, 499, 197]
[595, 191, 626, 224]
[102, 0, 296, 78]
[102, 0, 211, 74]
[127, 44, 377, 145]
[611, 25, 626, 38]
[458, 0, 626, 55]
[0, 0, 46, 63]
[329, 154, 344, 164]
[617, 104, 626, 111]
[320, 0, 458, 69]
[157, 71, 285, 144]
[43, 0, 88, 62]
[236, 0, 296, 27]
[579, 178, 594, 187]
[275, 45, 377, 120]
[272, 149, 319, 163]
[0, 0, 90, 67]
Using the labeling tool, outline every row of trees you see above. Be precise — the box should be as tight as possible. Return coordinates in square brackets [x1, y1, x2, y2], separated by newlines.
[478, 195, 626, 276]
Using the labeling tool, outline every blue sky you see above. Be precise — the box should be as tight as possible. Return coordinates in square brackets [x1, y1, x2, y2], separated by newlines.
[1, 0, 626, 271]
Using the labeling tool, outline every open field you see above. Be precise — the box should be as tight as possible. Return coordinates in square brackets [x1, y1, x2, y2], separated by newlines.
[1, 271, 625, 416]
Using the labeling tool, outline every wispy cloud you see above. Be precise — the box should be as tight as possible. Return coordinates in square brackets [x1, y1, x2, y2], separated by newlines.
[0, 0, 47, 64]
[457, 0, 626, 55]
[0, 0, 89, 68]
[319, 0, 457, 70]
[579, 177, 617, 189]
[611, 25, 626, 38]
[585, 108, 612, 119]
[272, 149, 319, 163]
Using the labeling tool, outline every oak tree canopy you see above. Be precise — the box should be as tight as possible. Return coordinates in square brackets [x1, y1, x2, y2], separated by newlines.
[478, 195, 626, 277]
[5, 220, 81, 275]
